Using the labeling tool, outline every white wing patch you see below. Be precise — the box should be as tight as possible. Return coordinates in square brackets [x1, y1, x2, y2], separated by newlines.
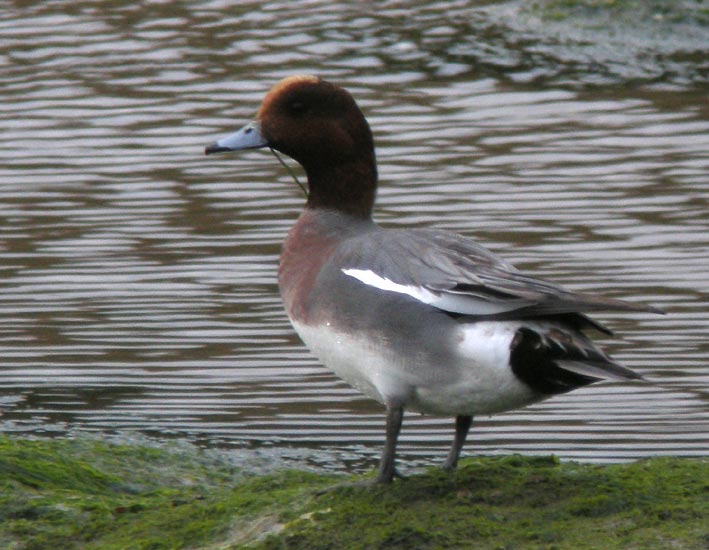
[342, 268, 439, 302]
[341, 268, 527, 315]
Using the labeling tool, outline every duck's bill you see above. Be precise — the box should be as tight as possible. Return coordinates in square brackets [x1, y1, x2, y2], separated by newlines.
[205, 121, 268, 155]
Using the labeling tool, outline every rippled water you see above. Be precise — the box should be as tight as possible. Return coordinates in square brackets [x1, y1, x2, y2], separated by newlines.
[0, 1, 707, 473]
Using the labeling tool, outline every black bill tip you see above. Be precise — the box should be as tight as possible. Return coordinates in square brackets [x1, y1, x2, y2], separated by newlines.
[205, 143, 231, 156]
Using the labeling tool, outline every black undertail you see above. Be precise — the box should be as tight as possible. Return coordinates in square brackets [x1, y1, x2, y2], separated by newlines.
[509, 326, 602, 395]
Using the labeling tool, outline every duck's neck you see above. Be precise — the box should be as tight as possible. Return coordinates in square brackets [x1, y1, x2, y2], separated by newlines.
[304, 153, 377, 220]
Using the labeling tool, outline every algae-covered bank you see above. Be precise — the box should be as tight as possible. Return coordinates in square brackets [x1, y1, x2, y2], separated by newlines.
[0, 435, 707, 549]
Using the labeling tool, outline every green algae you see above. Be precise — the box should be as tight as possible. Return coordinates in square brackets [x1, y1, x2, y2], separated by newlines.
[528, 0, 709, 23]
[484, 0, 709, 87]
[0, 435, 706, 549]
[263, 455, 709, 550]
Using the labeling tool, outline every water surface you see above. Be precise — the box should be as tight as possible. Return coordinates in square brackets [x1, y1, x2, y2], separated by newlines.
[0, 0, 707, 473]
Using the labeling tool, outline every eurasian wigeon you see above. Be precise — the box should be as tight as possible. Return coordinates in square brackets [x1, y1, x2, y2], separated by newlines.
[205, 75, 660, 483]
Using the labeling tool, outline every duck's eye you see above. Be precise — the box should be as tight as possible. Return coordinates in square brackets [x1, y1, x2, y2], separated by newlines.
[288, 101, 307, 115]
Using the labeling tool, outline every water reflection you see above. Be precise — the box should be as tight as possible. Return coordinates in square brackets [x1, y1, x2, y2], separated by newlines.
[0, 1, 707, 472]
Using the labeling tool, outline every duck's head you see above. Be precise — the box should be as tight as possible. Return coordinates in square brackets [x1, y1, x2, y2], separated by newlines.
[206, 75, 377, 219]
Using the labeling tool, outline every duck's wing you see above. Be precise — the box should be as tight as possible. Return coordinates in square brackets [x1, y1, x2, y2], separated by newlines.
[338, 228, 662, 321]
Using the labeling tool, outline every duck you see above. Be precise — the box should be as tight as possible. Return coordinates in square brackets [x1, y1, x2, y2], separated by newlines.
[205, 75, 660, 484]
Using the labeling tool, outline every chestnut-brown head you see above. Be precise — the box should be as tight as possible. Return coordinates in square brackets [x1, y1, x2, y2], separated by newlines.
[206, 76, 377, 219]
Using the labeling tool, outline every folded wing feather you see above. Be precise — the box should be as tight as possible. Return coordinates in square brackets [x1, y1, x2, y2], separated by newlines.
[339, 228, 661, 319]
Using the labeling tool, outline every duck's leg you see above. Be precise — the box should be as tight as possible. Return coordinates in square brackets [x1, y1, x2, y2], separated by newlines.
[441, 415, 472, 471]
[375, 406, 404, 483]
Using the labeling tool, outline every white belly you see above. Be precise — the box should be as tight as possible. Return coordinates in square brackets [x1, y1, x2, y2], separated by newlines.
[290, 319, 540, 416]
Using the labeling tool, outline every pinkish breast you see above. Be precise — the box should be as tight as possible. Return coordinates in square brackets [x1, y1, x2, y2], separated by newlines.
[278, 210, 340, 324]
